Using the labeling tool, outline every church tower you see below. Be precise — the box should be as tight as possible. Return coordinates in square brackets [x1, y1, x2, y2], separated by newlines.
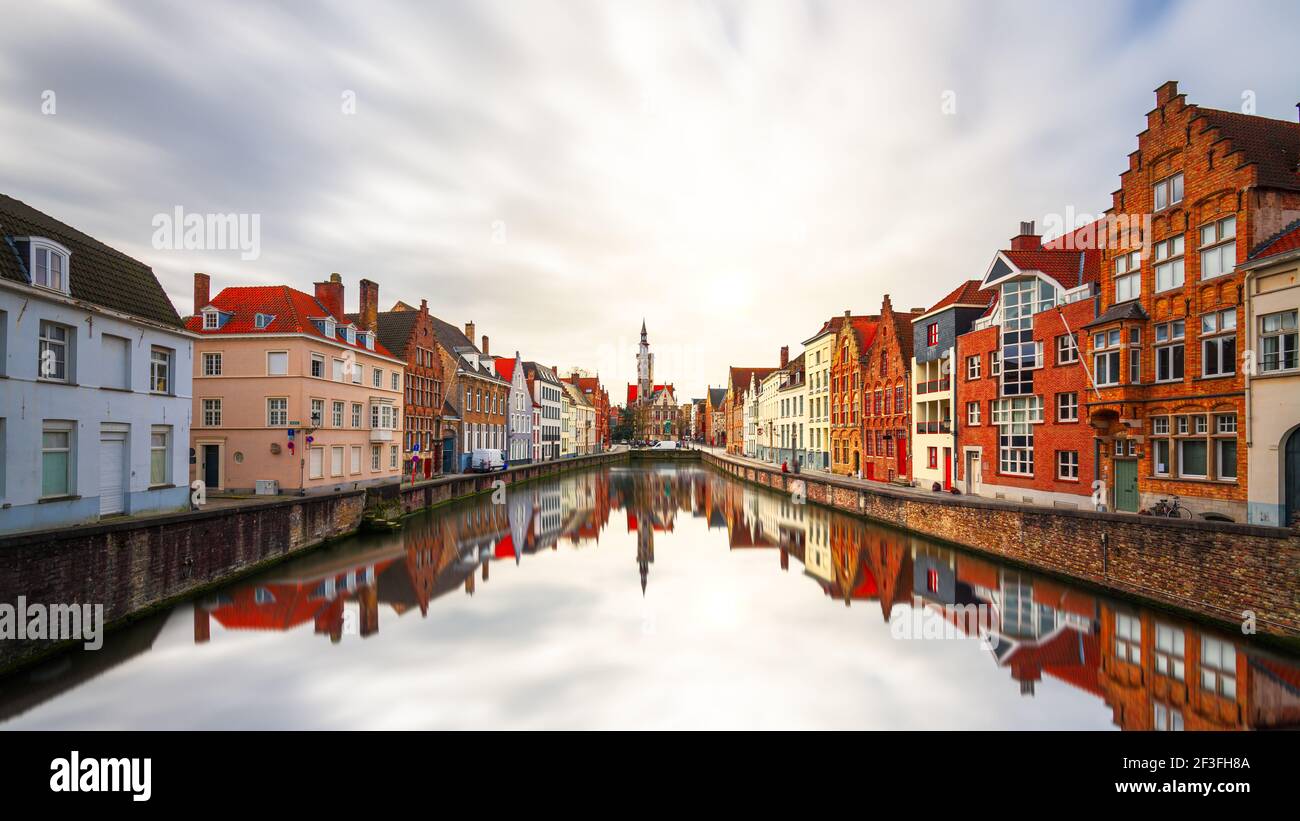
[637, 319, 653, 398]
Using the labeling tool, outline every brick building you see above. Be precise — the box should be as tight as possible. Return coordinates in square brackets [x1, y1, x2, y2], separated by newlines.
[954, 220, 1102, 507]
[352, 298, 444, 479]
[862, 295, 922, 483]
[430, 318, 509, 471]
[1084, 81, 1300, 521]
[829, 312, 879, 476]
[725, 366, 775, 455]
[705, 387, 727, 446]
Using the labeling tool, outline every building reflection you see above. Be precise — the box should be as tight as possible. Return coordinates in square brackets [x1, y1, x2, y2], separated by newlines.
[13, 465, 1292, 730]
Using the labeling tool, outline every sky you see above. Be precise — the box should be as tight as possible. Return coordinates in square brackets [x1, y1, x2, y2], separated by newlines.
[2, 0, 1299, 401]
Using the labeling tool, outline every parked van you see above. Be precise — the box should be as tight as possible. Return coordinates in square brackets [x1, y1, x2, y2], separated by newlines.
[653, 440, 680, 450]
[470, 449, 506, 472]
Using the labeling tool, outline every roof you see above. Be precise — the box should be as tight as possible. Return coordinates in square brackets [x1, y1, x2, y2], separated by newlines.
[1193, 107, 1300, 192]
[1084, 299, 1149, 329]
[1247, 218, 1300, 264]
[494, 357, 518, 382]
[627, 383, 674, 404]
[708, 387, 728, 408]
[0, 192, 183, 328]
[844, 316, 881, 361]
[915, 279, 994, 321]
[185, 285, 397, 358]
[346, 308, 419, 359]
[802, 314, 848, 345]
[728, 366, 777, 395]
[523, 361, 561, 385]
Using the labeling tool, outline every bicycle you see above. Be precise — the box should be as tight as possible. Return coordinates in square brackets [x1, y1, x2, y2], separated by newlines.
[1148, 495, 1192, 518]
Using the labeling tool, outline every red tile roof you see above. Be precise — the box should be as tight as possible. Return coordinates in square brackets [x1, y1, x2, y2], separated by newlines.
[494, 357, 518, 382]
[1249, 219, 1300, 262]
[922, 279, 995, 316]
[184, 285, 398, 359]
[627, 383, 673, 404]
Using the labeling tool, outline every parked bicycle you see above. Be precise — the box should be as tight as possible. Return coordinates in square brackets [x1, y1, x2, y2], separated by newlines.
[1147, 495, 1192, 518]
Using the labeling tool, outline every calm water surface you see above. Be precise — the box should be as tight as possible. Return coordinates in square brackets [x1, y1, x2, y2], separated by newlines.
[3, 464, 1298, 730]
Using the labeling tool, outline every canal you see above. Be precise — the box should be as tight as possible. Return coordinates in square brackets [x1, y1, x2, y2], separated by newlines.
[2, 463, 1298, 730]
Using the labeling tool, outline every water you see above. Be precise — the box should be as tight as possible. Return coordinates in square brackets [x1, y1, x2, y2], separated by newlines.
[2, 464, 1297, 730]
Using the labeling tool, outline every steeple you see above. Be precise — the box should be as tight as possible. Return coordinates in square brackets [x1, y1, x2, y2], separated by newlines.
[640, 319, 647, 343]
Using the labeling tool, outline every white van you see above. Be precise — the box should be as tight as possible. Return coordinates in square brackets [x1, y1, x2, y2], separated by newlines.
[470, 448, 506, 472]
[653, 440, 680, 450]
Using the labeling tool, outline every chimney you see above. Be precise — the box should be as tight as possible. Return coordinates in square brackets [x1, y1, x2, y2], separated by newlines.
[780, 346, 789, 368]
[465, 321, 476, 343]
[481, 334, 490, 356]
[420, 298, 428, 316]
[314, 273, 345, 319]
[193, 272, 211, 313]
[843, 309, 851, 319]
[359, 278, 379, 333]
[1155, 80, 1179, 107]
[1010, 220, 1041, 251]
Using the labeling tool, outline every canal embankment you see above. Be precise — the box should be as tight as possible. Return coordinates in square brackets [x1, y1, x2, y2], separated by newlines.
[701, 449, 1300, 637]
[0, 450, 627, 672]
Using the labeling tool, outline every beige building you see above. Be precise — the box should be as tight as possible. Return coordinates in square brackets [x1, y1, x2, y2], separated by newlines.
[564, 381, 595, 455]
[801, 317, 845, 471]
[1242, 226, 1300, 526]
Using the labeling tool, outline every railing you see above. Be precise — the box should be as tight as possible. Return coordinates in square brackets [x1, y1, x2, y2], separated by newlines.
[915, 378, 951, 395]
[914, 420, 952, 435]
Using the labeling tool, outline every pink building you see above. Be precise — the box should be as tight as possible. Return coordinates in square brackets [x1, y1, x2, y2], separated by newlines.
[188, 272, 406, 494]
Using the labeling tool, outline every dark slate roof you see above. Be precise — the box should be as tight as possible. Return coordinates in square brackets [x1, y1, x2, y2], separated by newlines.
[1194, 108, 1300, 192]
[0, 192, 183, 328]
[1084, 299, 1148, 328]
[524, 361, 561, 385]
[347, 309, 420, 359]
[430, 314, 475, 354]
[708, 387, 728, 408]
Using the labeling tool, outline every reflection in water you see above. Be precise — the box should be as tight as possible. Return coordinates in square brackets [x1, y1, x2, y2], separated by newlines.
[3, 465, 1298, 730]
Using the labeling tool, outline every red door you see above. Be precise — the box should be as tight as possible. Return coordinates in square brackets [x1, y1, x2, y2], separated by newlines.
[942, 447, 952, 490]
[897, 431, 908, 479]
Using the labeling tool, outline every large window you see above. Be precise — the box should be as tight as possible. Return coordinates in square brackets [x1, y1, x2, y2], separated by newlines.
[31, 242, 69, 292]
[999, 279, 1047, 397]
[1150, 412, 1235, 481]
[1201, 309, 1236, 378]
[1093, 329, 1121, 386]
[992, 396, 1041, 475]
[1115, 612, 1141, 664]
[38, 320, 69, 382]
[1114, 250, 1141, 304]
[150, 426, 171, 486]
[1154, 623, 1185, 681]
[268, 398, 288, 427]
[41, 422, 74, 498]
[1260, 310, 1298, 372]
[1154, 320, 1185, 382]
[1199, 216, 1236, 280]
[1154, 235, 1185, 292]
[1200, 635, 1237, 698]
[1153, 172, 1183, 212]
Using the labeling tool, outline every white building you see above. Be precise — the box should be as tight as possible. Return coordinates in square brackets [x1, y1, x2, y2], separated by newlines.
[801, 318, 843, 472]
[0, 193, 193, 535]
[525, 362, 562, 460]
[495, 351, 533, 464]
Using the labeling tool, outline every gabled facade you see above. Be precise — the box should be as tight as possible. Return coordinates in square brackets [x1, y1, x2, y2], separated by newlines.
[829, 312, 879, 477]
[862, 295, 922, 483]
[189, 273, 406, 494]
[495, 352, 533, 464]
[524, 361, 563, 460]
[802, 316, 846, 471]
[726, 366, 775, 455]
[954, 221, 1102, 507]
[776, 351, 807, 467]
[911, 280, 993, 490]
[1084, 81, 1300, 521]
[0, 194, 193, 533]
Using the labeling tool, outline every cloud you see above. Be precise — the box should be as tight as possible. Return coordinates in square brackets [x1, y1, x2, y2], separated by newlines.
[2, 0, 1298, 399]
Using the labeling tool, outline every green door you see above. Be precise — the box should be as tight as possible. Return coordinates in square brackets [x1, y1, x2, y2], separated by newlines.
[1114, 459, 1139, 513]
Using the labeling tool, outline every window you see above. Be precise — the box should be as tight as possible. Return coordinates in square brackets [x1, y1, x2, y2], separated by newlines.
[150, 426, 171, 485]
[254, 313, 274, 329]
[309, 447, 324, 479]
[31, 242, 70, 292]
[990, 350, 1000, 376]
[1260, 310, 1298, 372]
[391, 372, 400, 391]
[149, 347, 172, 393]
[1154, 623, 1185, 681]
[1153, 172, 1183, 212]
[331, 446, 344, 477]
[310, 399, 325, 427]
[1200, 636, 1237, 698]
[1154, 235, 1185, 291]
[371, 444, 382, 471]
[1154, 702, 1184, 731]
[1057, 392, 1078, 422]
[1115, 271, 1140, 303]
[966, 355, 981, 380]
[1114, 612, 1141, 664]
[1056, 333, 1078, 364]
[268, 398, 288, 427]
[966, 401, 980, 426]
[202, 352, 222, 376]
[927, 447, 938, 469]
[351, 402, 362, 427]
[992, 396, 1041, 475]
[1056, 450, 1079, 480]
[332, 358, 345, 381]
[202, 398, 222, 427]
[101, 334, 130, 389]
[1215, 414, 1237, 479]
[310, 354, 325, 379]
[926, 323, 938, 346]
[350, 446, 362, 474]
[372, 367, 382, 388]
[203, 310, 220, 330]
[38, 320, 69, 382]
[1093, 329, 1121, 386]
[390, 444, 399, 469]
[332, 401, 344, 427]
[1201, 309, 1236, 378]
[268, 351, 288, 375]
[41, 422, 73, 498]
[1155, 321, 1185, 382]
[1199, 216, 1236, 280]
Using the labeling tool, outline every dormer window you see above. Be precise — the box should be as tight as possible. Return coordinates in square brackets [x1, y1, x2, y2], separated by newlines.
[202, 308, 221, 330]
[254, 313, 274, 329]
[343, 325, 355, 345]
[28, 239, 72, 294]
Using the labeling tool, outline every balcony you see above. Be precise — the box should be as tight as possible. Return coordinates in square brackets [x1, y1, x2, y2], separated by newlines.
[914, 420, 952, 435]
[915, 377, 951, 395]
[370, 428, 394, 442]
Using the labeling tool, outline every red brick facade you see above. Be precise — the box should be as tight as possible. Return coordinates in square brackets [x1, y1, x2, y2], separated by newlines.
[830, 313, 878, 476]
[862, 296, 919, 482]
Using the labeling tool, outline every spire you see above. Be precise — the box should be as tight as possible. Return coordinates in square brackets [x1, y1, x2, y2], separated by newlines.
[640, 319, 647, 343]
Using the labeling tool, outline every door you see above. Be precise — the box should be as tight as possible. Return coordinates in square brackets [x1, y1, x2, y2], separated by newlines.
[897, 431, 908, 478]
[442, 436, 455, 474]
[202, 444, 220, 488]
[965, 451, 981, 495]
[943, 447, 952, 490]
[98, 433, 126, 515]
[1114, 458, 1139, 513]
[1285, 429, 1300, 526]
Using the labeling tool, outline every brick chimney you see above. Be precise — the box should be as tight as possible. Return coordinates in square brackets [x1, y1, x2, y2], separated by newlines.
[780, 345, 789, 368]
[420, 298, 428, 316]
[481, 334, 490, 356]
[1010, 221, 1041, 251]
[314, 273, 345, 319]
[359, 278, 379, 333]
[193, 272, 210, 313]
[465, 321, 476, 344]
[1155, 80, 1179, 107]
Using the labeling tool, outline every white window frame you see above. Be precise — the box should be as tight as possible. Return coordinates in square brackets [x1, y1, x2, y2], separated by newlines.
[202, 351, 222, 377]
[1259, 310, 1298, 373]
[202, 398, 222, 427]
[30, 240, 71, 293]
[150, 425, 172, 486]
[1153, 172, 1184, 212]
[1198, 216, 1236, 280]
[267, 397, 288, 427]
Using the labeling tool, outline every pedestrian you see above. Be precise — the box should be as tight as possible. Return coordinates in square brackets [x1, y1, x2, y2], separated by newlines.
[781, 460, 789, 473]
